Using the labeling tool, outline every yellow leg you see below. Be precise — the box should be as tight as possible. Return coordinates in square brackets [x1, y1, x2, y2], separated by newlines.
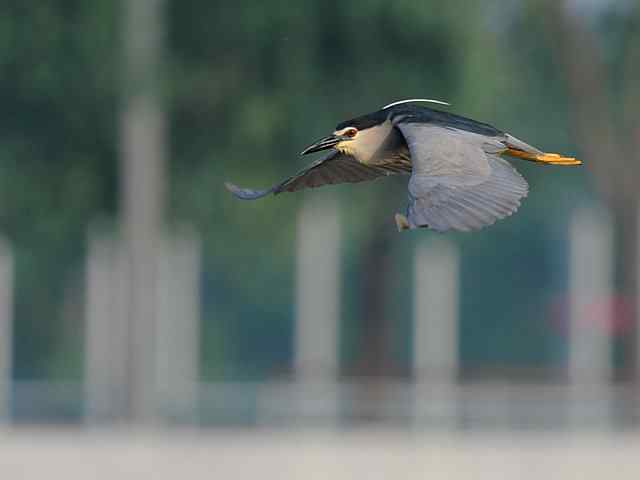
[504, 149, 582, 166]
[395, 213, 410, 232]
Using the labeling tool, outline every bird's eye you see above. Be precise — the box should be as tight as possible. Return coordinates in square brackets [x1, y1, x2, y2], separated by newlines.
[345, 128, 358, 137]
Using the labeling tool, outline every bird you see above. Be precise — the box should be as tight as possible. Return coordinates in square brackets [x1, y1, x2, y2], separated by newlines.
[225, 99, 581, 233]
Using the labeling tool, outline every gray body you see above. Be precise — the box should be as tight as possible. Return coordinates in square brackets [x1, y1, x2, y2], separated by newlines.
[225, 102, 580, 232]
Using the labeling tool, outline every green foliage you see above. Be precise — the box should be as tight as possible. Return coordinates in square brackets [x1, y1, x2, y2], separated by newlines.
[0, 1, 118, 378]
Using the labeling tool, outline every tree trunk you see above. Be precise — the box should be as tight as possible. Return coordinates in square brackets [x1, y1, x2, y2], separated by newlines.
[615, 202, 639, 380]
[358, 223, 395, 378]
[350, 191, 400, 422]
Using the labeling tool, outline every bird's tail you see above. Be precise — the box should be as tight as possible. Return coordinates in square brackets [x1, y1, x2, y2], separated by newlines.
[504, 149, 582, 166]
[224, 181, 276, 200]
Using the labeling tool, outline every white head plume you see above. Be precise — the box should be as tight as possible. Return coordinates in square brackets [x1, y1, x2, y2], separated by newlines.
[382, 98, 451, 110]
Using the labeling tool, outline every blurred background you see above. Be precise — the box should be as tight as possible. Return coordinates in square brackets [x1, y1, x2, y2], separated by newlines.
[1, 0, 640, 477]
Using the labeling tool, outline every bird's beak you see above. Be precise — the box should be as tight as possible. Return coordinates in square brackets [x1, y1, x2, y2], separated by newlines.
[300, 134, 350, 155]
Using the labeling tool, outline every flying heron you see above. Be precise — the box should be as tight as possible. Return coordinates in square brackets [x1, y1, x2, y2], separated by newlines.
[225, 99, 581, 232]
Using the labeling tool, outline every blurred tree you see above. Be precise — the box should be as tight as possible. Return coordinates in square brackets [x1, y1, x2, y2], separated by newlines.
[0, 1, 119, 379]
[541, 0, 640, 379]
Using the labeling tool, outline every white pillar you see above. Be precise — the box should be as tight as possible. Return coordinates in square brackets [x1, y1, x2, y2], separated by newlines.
[120, 0, 167, 424]
[413, 238, 459, 425]
[295, 196, 341, 381]
[85, 228, 129, 423]
[569, 208, 613, 383]
[156, 227, 201, 422]
[568, 208, 613, 426]
[0, 238, 13, 423]
[86, 226, 201, 425]
[289, 195, 341, 422]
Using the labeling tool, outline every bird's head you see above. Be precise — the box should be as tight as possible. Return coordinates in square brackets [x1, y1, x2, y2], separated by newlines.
[300, 100, 449, 157]
[300, 126, 359, 156]
[301, 110, 390, 157]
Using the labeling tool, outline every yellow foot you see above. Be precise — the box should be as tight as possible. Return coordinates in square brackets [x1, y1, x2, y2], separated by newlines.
[395, 213, 410, 232]
[534, 153, 582, 165]
[505, 149, 582, 166]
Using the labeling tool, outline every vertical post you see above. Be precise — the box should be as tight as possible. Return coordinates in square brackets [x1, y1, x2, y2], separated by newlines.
[0, 238, 13, 423]
[120, 0, 167, 423]
[568, 208, 613, 425]
[156, 228, 201, 423]
[85, 228, 129, 422]
[413, 238, 459, 426]
[569, 208, 613, 382]
[293, 195, 341, 421]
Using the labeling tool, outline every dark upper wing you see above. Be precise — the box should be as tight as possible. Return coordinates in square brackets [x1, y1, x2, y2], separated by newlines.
[387, 104, 504, 138]
[225, 150, 409, 200]
[395, 122, 529, 232]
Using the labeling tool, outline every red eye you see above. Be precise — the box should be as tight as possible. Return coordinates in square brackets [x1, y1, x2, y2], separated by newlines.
[345, 128, 357, 137]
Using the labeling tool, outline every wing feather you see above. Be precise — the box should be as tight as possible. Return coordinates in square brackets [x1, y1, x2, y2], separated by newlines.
[396, 123, 529, 232]
[225, 150, 408, 200]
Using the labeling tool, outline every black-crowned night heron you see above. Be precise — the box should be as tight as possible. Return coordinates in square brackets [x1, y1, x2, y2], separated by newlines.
[225, 99, 581, 232]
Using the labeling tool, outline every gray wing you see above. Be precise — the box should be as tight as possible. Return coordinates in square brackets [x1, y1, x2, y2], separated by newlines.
[395, 123, 529, 232]
[225, 150, 409, 200]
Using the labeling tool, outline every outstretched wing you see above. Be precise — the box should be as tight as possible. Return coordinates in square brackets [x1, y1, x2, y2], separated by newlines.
[395, 123, 529, 232]
[225, 150, 409, 200]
